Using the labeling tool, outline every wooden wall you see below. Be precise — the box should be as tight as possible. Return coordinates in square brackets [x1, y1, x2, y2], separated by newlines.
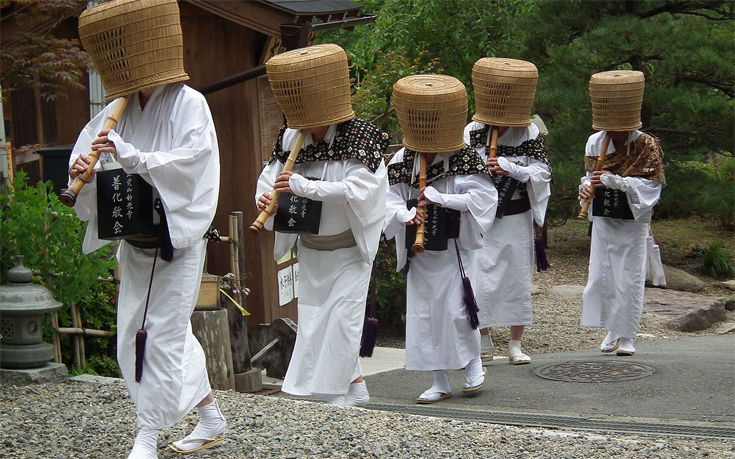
[180, 3, 291, 327]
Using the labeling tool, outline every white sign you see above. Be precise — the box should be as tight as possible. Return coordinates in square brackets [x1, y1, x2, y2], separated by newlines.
[277, 266, 294, 306]
[293, 263, 300, 299]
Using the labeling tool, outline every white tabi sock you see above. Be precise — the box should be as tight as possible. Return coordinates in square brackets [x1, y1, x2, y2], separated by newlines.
[464, 356, 483, 381]
[481, 334, 495, 355]
[128, 427, 159, 459]
[171, 399, 227, 453]
[429, 370, 452, 394]
[345, 381, 370, 407]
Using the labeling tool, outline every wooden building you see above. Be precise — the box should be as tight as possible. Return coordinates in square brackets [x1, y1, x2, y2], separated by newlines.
[1, 0, 374, 327]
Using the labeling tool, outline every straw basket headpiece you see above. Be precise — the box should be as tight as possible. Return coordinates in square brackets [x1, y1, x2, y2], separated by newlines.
[589, 70, 645, 131]
[393, 75, 468, 153]
[266, 44, 354, 130]
[472, 58, 538, 127]
[78, 0, 189, 102]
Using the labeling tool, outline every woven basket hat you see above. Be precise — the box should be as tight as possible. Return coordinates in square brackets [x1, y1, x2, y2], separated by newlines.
[589, 70, 645, 131]
[393, 75, 468, 153]
[78, 0, 189, 102]
[472, 58, 538, 127]
[266, 44, 354, 130]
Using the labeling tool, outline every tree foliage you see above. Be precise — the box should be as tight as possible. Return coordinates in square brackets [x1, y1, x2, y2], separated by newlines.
[0, 173, 118, 373]
[0, 0, 90, 100]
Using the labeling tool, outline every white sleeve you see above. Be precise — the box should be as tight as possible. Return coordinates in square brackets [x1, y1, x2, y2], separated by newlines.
[626, 177, 663, 222]
[452, 173, 498, 235]
[525, 159, 552, 226]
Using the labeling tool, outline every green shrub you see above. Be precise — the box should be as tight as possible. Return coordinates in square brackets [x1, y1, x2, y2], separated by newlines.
[701, 241, 735, 279]
[0, 172, 118, 375]
[369, 237, 407, 335]
[657, 155, 735, 229]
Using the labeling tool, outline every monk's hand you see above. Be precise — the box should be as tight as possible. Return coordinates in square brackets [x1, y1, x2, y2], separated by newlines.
[257, 192, 276, 212]
[487, 157, 509, 176]
[274, 171, 294, 194]
[590, 170, 611, 188]
[91, 129, 118, 156]
[579, 184, 593, 201]
[69, 154, 96, 183]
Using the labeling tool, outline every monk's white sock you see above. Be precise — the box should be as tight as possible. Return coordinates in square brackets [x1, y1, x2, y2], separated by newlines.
[345, 381, 370, 407]
[429, 370, 452, 394]
[172, 399, 226, 452]
[128, 427, 159, 459]
[464, 356, 483, 381]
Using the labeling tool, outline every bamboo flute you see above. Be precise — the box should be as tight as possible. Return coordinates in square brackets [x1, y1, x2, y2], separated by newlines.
[411, 152, 428, 253]
[577, 133, 612, 220]
[249, 130, 306, 233]
[60, 96, 130, 207]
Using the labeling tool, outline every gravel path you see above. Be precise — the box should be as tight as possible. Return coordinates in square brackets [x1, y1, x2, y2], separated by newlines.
[2, 380, 733, 458]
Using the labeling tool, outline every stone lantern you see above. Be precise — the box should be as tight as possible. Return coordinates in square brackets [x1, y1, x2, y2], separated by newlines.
[0, 255, 67, 384]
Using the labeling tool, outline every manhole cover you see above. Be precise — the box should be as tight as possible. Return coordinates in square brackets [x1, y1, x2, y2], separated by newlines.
[534, 360, 656, 383]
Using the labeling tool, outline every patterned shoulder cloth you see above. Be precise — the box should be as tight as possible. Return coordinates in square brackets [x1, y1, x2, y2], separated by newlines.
[388, 146, 488, 187]
[270, 118, 390, 172]
[584, 132, 665, 184]
[468, 125, 550, 166]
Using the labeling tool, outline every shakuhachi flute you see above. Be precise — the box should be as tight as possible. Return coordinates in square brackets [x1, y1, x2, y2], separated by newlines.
[249, 130, 307, 233]
[60, 96, 130, 207]
[488, 126, 498, 162]
[577, 133, 612, 220]
[411, 152, 428, 253]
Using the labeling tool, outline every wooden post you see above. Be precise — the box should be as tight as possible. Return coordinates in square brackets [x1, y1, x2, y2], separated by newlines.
[226, 212, 261, 392]
[191, 309, 235, 390]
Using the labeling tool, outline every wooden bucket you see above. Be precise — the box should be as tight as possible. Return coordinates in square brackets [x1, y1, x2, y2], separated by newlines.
[393, 74, 468, 153]
[265, 44, 354, 129]
[472, 58, 538, 127]
[589, 70, 645, 131]
[78, 0, 189, 101]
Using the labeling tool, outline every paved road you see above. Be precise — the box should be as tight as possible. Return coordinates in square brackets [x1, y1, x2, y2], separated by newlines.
[363, 334, 735, 424]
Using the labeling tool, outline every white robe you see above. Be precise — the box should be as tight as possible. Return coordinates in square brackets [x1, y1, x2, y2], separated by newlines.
[255, 125, 387, 396]
[579, 131, 663, 338]
[69, 84, 218, 429]
[464, 122, 552, 328]
[384, 148, 497, 371]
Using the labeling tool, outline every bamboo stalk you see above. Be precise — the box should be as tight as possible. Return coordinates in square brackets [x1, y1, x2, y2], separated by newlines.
[51, 312, 62, 363]
[56, 327, 115, 337]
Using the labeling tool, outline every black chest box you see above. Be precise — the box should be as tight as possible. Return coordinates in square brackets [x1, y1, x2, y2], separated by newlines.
[405, 199, 460, 252]
[273, 193, 322, 234]
[96, 169, 156, 240]
[592, 187, 634, 220]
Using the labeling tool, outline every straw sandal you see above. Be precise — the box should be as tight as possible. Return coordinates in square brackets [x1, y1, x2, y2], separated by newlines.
[615, 338, 636, 356]
[600, 333, 620, 353]
[170, 436, 223, 454]
[416, 389, 453, 404]
[509, 353, 531, 365]
[462, 370, 485, 396]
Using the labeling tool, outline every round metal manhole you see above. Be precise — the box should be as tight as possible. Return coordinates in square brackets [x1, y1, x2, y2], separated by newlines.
[534, 360, 656, 383]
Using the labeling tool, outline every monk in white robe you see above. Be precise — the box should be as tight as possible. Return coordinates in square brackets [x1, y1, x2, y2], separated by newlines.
[384, 147, 497, 403]
[578, 130, 665, 356]
[256, 119, 389, 407]
[69, 83, 225, 458]
[465, 122, 552, 364]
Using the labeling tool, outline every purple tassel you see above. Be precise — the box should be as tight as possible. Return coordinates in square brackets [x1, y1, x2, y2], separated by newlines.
[135, 329, 147, 382]
[359, 317, 379, 357]
[535, 235, 549, 272]
[461, 276, 480, 329]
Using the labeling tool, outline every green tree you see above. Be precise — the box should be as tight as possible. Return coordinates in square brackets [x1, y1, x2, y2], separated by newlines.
[518, 0, 734, 220]
[323, 0, 533, 112]
[0, 0, 90, 101]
